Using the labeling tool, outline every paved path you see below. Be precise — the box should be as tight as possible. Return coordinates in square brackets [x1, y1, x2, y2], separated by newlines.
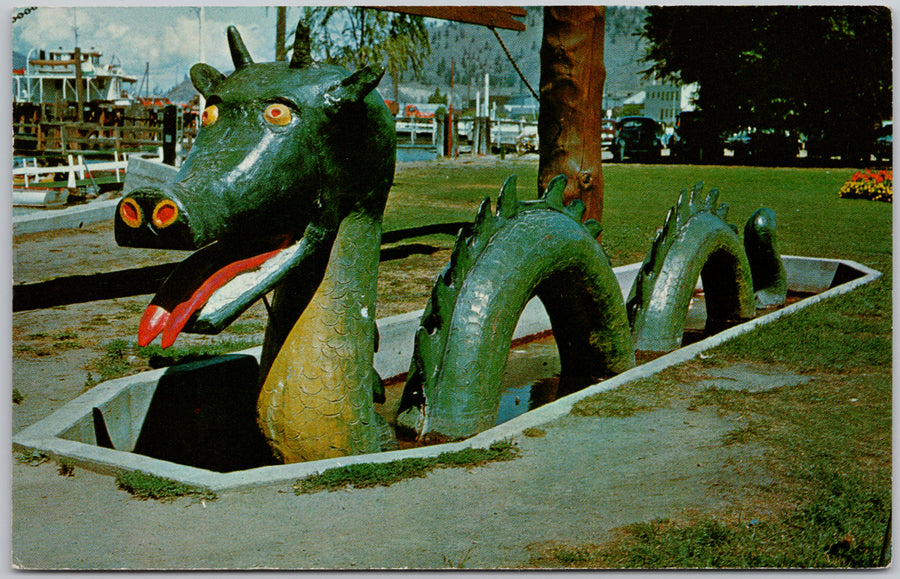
[13, 406, 764, 569]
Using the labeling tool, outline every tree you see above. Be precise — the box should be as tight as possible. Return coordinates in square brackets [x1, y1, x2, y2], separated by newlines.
[427, 87, 447, 105]
[301, 7, 430, 101]
[640, 6, 892, 162]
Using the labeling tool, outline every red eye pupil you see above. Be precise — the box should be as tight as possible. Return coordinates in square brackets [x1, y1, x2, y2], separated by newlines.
[157, 205, 175, 224]
[123, 203, 138, 222]
[271, 109, 281, 117]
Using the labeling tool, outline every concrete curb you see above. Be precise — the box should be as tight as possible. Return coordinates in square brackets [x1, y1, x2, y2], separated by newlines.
[13, 199, 120, 236]
[11, 256, 881, 492]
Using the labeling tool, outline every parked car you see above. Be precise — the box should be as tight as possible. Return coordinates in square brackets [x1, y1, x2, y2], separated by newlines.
[669, 111, 724, 164]
[804, 119, 878, 166]
[745, 129, 800, 166]
[611, 116, 663, 162]
[600, 119, 617, 150]
[724, 131, 752, 161]
[874, 123, 892, 163]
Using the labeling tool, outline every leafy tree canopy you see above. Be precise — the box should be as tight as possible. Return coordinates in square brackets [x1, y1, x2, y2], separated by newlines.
[301, 7, 430, 83]
[640, 6, 892, 146]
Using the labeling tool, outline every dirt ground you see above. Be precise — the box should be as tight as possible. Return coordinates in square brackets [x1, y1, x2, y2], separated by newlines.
[11, 171, 808, 570]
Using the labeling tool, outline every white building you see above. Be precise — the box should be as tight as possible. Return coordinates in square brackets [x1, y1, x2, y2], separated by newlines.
[622, 83, 699, 125]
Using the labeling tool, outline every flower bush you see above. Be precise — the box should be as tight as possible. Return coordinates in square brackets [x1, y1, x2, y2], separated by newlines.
[839, 169, 892, 203]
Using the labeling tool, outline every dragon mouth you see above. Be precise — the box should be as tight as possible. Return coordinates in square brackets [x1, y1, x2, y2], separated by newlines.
[138, 224, 333, 348]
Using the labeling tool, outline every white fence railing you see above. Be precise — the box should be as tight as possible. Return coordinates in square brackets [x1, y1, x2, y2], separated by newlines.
[13, 151, 130, 188]
[395, 116, 538, 149]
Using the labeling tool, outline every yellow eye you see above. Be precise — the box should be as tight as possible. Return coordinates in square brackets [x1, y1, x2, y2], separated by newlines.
[201, 105, 218, 127]
[264, 103, 292, 126]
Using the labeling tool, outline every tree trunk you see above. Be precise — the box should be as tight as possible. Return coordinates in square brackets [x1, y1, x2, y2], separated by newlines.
[275, 7, 287, 61]
[538, 6, 606, 229]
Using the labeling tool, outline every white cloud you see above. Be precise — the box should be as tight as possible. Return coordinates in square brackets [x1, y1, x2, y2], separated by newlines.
[12, 6, 281, 91]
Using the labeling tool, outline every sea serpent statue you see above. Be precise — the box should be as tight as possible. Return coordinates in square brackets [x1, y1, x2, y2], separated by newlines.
[115, 23, 786, 463]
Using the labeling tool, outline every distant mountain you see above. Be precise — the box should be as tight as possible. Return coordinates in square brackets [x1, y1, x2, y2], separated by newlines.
[411, 6, 651, 103]
[163, 8, 652, 108]
[165, 75, 199, 105]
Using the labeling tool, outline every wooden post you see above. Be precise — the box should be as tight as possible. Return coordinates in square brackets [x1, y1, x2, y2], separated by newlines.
[74, 47, 85, 124]
[448, 57, 455, 157]
[538, 6, 606, 228]
[434, 108, 447, 157]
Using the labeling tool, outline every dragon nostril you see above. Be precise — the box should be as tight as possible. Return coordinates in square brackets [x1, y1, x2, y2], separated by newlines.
[152, 199, 179, 229]
[120, 198, 142, 228]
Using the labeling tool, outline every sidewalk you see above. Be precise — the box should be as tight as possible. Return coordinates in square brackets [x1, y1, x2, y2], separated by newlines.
[13, 404, 756, 569]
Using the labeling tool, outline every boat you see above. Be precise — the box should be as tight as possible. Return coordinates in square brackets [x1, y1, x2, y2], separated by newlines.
[13, 47, 136, 108]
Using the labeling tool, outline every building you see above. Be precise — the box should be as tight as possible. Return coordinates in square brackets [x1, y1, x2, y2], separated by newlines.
[615, 83, 699, 125]
[13, 47, 136, 106]
[643, 85, 681, 126]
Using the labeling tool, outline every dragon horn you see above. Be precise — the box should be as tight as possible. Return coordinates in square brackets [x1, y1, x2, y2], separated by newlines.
[227, 26, 254, 69]
[290, 21, 314, 69]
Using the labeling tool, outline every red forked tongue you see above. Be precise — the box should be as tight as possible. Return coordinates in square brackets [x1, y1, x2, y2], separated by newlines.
[138, 247, 284, 348]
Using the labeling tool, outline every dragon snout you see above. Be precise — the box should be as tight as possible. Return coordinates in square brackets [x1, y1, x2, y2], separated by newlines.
[115, 187, 198, 250]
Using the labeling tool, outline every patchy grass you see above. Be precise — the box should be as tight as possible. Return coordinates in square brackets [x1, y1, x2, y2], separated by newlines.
[85, 338, 259, 383]
[293, 440, 519, 494]
[16, 449, 50, 466]
[223, 320, 267, 335]
[138, 340, 259, 368]
[709, 274, 892, 372]
[522, 427, 546, 438]
[56, 458, 76, 477]
[570, 364, 701, 418]
[533, 365, 890, 568]
[115, 470, 217, 502]
[535, 464, 889, 568]
[12, 388, 24, 404]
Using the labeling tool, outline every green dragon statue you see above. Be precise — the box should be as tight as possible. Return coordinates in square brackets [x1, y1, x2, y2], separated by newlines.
[114, 23, 786, 463]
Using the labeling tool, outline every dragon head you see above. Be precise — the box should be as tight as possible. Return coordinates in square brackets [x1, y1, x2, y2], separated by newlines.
[115, 22, 396, 347]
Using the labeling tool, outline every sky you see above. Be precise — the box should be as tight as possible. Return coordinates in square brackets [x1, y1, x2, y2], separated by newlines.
[11, 5, 316, 93]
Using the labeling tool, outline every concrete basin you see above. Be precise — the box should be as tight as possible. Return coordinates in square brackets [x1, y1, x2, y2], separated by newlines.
[12, 256, 880, 491]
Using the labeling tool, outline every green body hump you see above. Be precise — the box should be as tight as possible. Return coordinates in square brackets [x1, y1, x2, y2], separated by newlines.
[399, 175, 636, 441]
[626, 183, 773, 353]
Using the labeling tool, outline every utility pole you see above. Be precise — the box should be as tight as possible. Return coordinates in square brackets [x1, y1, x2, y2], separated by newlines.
[191, 7, 206, 123]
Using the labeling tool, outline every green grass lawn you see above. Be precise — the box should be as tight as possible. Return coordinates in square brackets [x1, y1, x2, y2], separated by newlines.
[387, 160, 890, 271]
[414, 161, 891, 569]
[389, 159, 891, 568]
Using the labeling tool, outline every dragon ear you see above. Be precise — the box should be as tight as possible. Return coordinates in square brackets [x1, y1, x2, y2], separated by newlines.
[322, 65, 385, 116]
[190, 63, 225, 98]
